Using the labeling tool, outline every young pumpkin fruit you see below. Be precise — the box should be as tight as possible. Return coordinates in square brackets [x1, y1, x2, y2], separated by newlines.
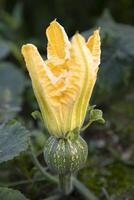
[44, 136, 88, 175]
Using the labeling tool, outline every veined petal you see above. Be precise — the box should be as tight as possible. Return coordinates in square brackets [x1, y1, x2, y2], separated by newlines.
[44, 58, 83, 135]
[21, 44, 62, 137]
[44, 59, 81, 106]
[70, 33, 98, 130]
[87, 29, 101, 69]
[21, 44, 82, 136]
[21, 21, 101, 138]
[46, 20, 70, 60]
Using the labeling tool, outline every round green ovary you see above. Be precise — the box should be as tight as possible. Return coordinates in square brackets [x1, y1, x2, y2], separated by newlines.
[44, 136, 88, 175]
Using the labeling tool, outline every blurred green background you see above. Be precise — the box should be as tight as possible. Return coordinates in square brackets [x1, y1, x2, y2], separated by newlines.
[0, 0, 134, 199]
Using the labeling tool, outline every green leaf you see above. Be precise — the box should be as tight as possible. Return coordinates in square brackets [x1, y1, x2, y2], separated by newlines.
[12, 2, 23, 27]
[31, 110, 43, 121]
[95, 10, 134, 101]
[0, 62, 26, 122]
[82, 10, 134, 103]
[67, 127, 80, 141]
[0, 187, 29, 200]
[81, 108, 105, 132]
[0, 10, 19, 30]
[87, 105, 96, 112]
[90, 109, 105, 124]
[0, 40, 10, 60]
[10, 43, 23, 64]
[0, 121, 29, 164]
[73, 177, 98, 200]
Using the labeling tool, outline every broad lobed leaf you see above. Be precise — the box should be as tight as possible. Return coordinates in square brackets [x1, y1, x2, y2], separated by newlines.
[0, 62, 26, 122]
[0, 187, 29, 200]
[0, 121, 29, 164]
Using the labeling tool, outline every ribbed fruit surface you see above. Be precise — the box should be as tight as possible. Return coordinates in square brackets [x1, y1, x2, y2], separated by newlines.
[44, 136, 88, 174]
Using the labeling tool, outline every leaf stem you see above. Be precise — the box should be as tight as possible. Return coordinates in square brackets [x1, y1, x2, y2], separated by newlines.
[29, 140, 58, 184]
[0, 177, 46, 187]
[43, 194, 62, 200]
[81, 121, 92, 132]
[72, 177, 98, 200]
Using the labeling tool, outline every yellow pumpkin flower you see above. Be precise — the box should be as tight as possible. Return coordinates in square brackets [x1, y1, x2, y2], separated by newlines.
[21, 20, 101, 138]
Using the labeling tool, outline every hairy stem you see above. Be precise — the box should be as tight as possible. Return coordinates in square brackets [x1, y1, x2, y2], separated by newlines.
[81, 121, 92, 132]
[29, 139, 58, 184]
[73, 177, 98, 200]
[59, 174, 72, 195]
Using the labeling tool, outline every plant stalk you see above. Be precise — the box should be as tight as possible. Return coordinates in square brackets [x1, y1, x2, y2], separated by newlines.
[59, 174, 72, 195]
[29, 140, 58, 184]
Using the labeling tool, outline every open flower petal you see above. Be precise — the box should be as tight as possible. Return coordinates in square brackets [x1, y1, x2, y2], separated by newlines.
[21, 44, 63, 137]
[21, 44, 82, 136]
[21, 21, 101, 138]
[44, 57, 83, 135]
[87, 30, 101, 70]
[70, 33, 97, 129]
[46, 20, 70, 60]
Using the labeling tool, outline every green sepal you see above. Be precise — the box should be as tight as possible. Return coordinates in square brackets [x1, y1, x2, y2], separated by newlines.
[31, 110, 43, 122]
[87, 104, 96, 112]
[66, 127, 80, 141]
